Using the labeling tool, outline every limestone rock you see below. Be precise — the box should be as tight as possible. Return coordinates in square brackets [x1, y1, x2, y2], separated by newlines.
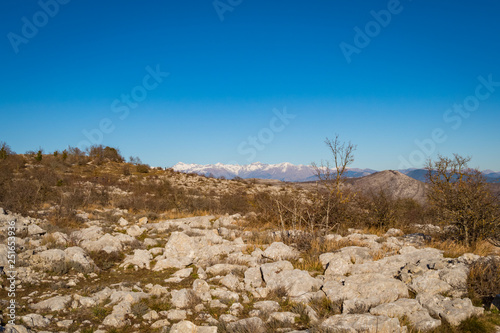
[260, 260, 294, 282]
[321, 314, 405, 332]
[269, 311, 300, 325]
[21, 313, 51, 328]
[244, 267, 263, 289]
[417, 293, 484, 326]
[120, 249, 152, 270]
[64, 246, 99, 273]
[254, 300, 280, 313]
[228, 317, 266, 333]
[80, 233, 123, 253]
[265, 269, 322, 298]
[171, 289, 195, 309]
[27, 224, 46, 236]
[170, 320, 197, 333]
[370, 298, 441, 331]
[127, 225, 146, 237]
[31, 249, 67, 273]
[31, 295, 72, 312]
[262, 242, 300, 260]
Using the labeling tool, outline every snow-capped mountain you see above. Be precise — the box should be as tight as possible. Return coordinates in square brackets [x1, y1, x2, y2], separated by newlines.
[172, 162, 500, 183]
[172, 162, 377, 182]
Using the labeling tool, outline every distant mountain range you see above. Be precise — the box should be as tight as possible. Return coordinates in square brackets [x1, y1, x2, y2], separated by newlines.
[172, 162, 500, 183]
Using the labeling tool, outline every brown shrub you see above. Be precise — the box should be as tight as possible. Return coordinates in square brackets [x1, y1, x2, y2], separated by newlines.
[467, 256, 500, 308]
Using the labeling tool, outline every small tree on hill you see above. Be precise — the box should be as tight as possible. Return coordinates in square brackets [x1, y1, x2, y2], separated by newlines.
[311, 135, 357, 231]
[0, 141, 13, 160]
[426, 154, 500, 246]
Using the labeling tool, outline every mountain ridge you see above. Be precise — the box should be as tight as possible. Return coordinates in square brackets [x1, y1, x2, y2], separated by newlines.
[172, 162, 500, 183]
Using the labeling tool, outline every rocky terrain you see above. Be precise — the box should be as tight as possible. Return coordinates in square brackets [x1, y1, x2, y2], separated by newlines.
[1, 208, 499, 333]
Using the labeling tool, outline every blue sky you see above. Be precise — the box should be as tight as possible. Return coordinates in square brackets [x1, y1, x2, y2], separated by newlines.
[1, 0, 499, 170]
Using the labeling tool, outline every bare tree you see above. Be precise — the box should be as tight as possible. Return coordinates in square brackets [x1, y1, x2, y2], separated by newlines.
[426, 154, 500, 246]
[311, 135, 357, 231]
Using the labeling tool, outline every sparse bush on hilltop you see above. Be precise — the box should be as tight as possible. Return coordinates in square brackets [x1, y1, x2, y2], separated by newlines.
[129, 156, 142, 165]
[0, 141, 13, 159]
[136, 164, 150, 173]
[88, 145, 125, 164]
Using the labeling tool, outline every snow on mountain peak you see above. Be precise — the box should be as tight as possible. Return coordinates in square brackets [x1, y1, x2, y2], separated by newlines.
[171, 162, 378, 181]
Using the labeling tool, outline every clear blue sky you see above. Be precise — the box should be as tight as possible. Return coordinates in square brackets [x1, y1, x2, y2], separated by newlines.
[1, 0, 499, 170]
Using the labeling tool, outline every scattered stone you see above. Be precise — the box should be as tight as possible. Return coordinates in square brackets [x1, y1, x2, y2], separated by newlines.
[228, 317, 266, 333]
[127, 225, 146, 237]
[56, 319, 74, 328]
[254, 300, 280, 313]
[31, 249, 67, 273]
[65, 246, 99, 273]
[384, 228, 403, 237]
[171, 289, 195, 309]
[269, 311, 300, 325]
[118, 217, 129, 226]
[143, 310, 159, 321]
[27, 224, 46, 236]
[170, 320, 197, 333]
[151, 319, 171, 329]
[167, 309, 188, 321]
[120, 249, 152, 270]
[21, 314, 51, 328]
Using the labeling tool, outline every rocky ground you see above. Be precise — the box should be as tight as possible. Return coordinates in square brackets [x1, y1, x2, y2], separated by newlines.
[0, 208, 499, 333]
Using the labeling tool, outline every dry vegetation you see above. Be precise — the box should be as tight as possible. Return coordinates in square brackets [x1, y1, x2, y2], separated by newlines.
[1, 141, 499, 255]
[1, 140, 500, 332]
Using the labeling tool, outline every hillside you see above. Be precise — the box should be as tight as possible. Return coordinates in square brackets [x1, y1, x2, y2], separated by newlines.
[1, 150, 500, 332]
[347, 170, 428, 204]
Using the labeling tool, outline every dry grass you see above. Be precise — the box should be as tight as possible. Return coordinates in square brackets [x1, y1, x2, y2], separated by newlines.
[467, 256, 500, 308]
[430, 239, 498, 258]
[308, 296, 342, 319]
[403, 312, 500, 333]
[370, 243, 398, 261]
[292, 256, 324, 274]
